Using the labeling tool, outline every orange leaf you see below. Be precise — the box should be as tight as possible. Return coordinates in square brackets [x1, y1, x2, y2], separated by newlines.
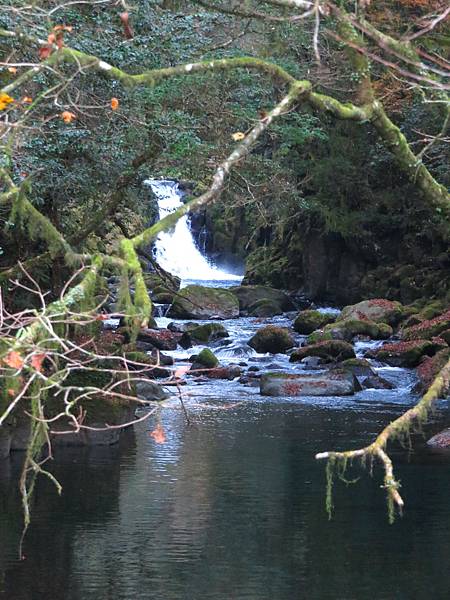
[3, 351, 24, 370]
[39, 45, 53, 60]
[31, 353, 46, 372]
[47, 33, 56, 44]
[149, 423, 166, 444]
[231, 131, 245, 141]
[53, 25, 73, 33]
[7, 389, 16, 397]
[7, 66, 17, 74]
[110, 97, 119, 111]
[61, 110, 76, 123]
[22, 96, 33, 104]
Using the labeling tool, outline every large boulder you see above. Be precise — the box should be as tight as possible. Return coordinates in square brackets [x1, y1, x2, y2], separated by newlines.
[179, 323, 229, 348]
[415, 348, 450, 393]
[229, 285, 295, 314]
[290, 340, 355, 363]
[293, 310, 336, 335]
[366, 338, 447, 367]
[191, 348, 219, 369]
[340, 358, 375, 378]
[260, 370, 356, 397]
[308, 319, 392, 343]
[338, 299, 404, 326]
[248, 325, 294, 354]
[136, 380, 170, 402]
[167, 285, 239, 320]
[137, 328, 182, 351]
[427, 429, 450, 449]
[248, 299, 283, 317]
[402, 309, 450, 341]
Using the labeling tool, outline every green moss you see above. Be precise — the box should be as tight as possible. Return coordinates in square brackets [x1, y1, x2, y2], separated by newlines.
[294, 310, 336, 335]
[196, 348, 219, 368]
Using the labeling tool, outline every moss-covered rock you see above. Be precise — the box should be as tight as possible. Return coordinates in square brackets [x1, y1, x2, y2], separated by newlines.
[340, 358, 375, 377]
[260, 370, 356, 397]
[416, 348, 450, 393]
[290, 340, 355, 363]
[366, 338, 447, 367]
[308, 319, 393, 343]
[339, 299, 404, 325]
[191, 348, 219, 369]
[293, 310, 336, 335]
[248, 299, 283, 317]
[182, 323, 229, 345]
[230, 285, 295, 313]
[427, 428, 450, 449]
[167, 285, 239, 319]
[402, 309, 450, 341]
[248, 325, 294, 354]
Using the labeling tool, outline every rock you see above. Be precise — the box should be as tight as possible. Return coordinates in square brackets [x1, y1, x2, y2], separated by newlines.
[402, 309, 450, 341]
[427, 429, 450, 449]
[290, 340, 355, 363]
[260, 370, 355, 396]
[300, 356, 323, 368]
[191, 348, 219, 369]
[192, 365, 242, 380]
[248, 325, 294, 354]
[340, 358, 375, 377]
[150, 350, 174, 366]
[415, 348, 450, 393]
[125, 351, 172, 379]
[308, 319, 393, 343]
[229, 285, 296, 313]
[293, 310, 336, 335]
[167, 285, 239, 320]
[361, 375, 395, 390]
[135, 380, 170, 402]
[339, 299, 404, 326]
[137, 328, 182, 351]
[366, 338, 447, 367]
[248, 299, 283, 317]
[179, 323, 229, 348]
[440, 329, 450, 345]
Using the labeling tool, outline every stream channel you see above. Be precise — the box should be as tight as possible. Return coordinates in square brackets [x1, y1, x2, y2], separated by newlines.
[1, 181, 450, 599]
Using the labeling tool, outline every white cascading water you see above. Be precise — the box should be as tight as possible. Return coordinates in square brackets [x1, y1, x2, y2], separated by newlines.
[146, 179, 242, 282]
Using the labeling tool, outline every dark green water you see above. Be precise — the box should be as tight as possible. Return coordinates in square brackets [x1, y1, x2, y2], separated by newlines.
[1, 399, 450, 600]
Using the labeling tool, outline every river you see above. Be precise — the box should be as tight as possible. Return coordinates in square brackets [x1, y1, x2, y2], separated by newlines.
[0, 181, 449, 599]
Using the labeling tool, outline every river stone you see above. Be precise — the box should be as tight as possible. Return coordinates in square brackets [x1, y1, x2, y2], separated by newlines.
[191, 348, 219, 369]
[366, 338, 447, 367]
[293, 310, 336, 335]
[415, 348, 450, 393]
[136, 380, 170, 401]
[402, 309, 450, 341]
[248, 299, 283, 317]
[338, 299, 404, 326]
[260, 371, 355, 397]
[340, 358, 375, 377]
[179, 323, 229, 348]
[361, 375, 395, 390]
[167, 285, 239, 320]
[308, 319, 393, 343]
[248, 325, 294, 354]
[229, 285, 295, 313]
[137, 328, 182, 351]
[290, 340, 355, 363]
[427, 429, 450, 449]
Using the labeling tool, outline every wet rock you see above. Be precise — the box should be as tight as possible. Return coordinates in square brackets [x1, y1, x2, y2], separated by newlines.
[179, 323, 229, 348]
[427, 429, 450, 449]
[193, 365, 242, 380]
[167, 285, 239, 320]
[150, 350, 174, 366]
[260, 370, 355, 397]
[248, 325, 294, 354]
[402, 309, 450, 341]
[293, 310, 336, 335]
[415, 348, 450, 393]
[191, 348, 219, 369]
[136, 380, 170, 402]
[290, 340, 355, 363]
[137, 328, 182, 351]
[309, 319, 393, 343]
[366, 338, 447, 367]
[301, 356, 323, 368]
[248, 366, 260, 372]
[340, 358, 375, 377]
[361, 375, 395, 390]
[339, 299, 404, 326]
[229, 285, 295, 314]
[248, 299, 283, 317]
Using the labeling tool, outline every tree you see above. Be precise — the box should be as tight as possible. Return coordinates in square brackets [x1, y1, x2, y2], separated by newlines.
[0, 0, 449, 524]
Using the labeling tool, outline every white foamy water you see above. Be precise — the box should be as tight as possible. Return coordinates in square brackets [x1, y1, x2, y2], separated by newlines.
[147, 179, 242, 282]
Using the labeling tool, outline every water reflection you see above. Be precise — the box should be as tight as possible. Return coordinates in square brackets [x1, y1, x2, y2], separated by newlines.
[0, 403, 450, 600]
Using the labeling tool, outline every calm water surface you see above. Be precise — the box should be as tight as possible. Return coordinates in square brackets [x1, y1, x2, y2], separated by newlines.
[1, 395, 450, 600]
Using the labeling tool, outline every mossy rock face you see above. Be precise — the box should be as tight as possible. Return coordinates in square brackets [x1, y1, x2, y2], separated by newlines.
[321, 319, 393, 342]
[340, 358, 374, 377]
[293, 310, 336, 335]
[402, 309, 450, 341]
[230, 285, 295, 313]
[416, 348, 450, 393]
[307, 329, 334, 344]
[366, 339, 447, 367]
[144, 272, 181, 294]
[248, 325, 294, 354]
[192, 348, 219, 369]
[339, 299, 404, 326]
[167, 285, 239, 320]
[290, 340, 355, 363]
[248, 299, 283, 317]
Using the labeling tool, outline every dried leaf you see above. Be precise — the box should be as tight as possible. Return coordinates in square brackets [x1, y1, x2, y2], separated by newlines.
[110, 97, 119, 110]
[61, 110, 76, 123]
[39, 45, 53, 60]
[7, 66, 17, 74]
[149, 423, 166, 444]
[3, 351, 24, 370]
[0, 92, 14, 111]
[31, 353, 46, 372]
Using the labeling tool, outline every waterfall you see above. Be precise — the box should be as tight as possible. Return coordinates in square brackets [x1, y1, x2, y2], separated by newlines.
[146, 179, 242, 283]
